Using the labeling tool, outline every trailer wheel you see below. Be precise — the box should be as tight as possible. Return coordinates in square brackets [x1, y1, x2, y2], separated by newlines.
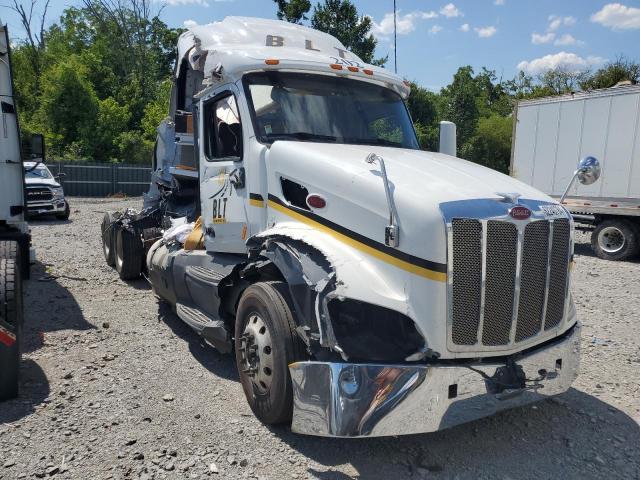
[101, 212, 119, 267]
[235, 282, 305, 425]
[115, 228, 143, 280]
[591, 219, 639, 261]
[0, 258, 22, 401]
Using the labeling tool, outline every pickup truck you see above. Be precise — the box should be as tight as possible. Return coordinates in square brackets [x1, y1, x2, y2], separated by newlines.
[101, 17, 600, 437]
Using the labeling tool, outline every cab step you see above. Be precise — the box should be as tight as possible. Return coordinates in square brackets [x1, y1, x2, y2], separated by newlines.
[185, 265, 225, 288]
[176, 303, 232, 354]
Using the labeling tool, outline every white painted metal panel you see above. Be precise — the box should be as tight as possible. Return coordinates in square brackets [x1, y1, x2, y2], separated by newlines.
[513, 85, 640, 207]
[511, 105, 538, 184]
[531, 102, 560, 193]
[552, 100, 584, 195]
[601, 94, 639, 197]
[578, 96, 611, 197]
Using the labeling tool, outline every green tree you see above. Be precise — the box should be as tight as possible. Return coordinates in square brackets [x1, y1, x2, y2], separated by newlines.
[460, 114, 513, 173]
[581, 56, 640, 90]
[406, 82, 441, 150]
[38, 56, 98, 156]
[273, 0, 311, 23]
[92, 97, 132, 162]
[311, 0, 385, 65]
[441, 66, 480, 147]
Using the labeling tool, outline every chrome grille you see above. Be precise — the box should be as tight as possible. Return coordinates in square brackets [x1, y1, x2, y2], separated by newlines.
[545, 219, 570, 330]
[451, 219, 482, 345]
[449, 216, 571, 350]
[482, 221, 517, 346]
[515, 221, 549, 342]
[26, 186, 53, 202]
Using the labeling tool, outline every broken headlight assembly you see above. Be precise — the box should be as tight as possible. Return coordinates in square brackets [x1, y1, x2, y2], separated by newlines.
[327, 298, 426, 362]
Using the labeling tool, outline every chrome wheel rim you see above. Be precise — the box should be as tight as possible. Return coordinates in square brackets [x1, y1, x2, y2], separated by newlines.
[239, 313, 274, 394]
[598, 226, 625, 254]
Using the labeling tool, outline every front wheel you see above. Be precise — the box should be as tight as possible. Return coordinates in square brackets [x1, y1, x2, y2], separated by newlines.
[0, 258, 22, 401]
[115, 228, 143, 280]
[591, 219, 639, 261]
[56, 201, 70, 220]
[235, 282, 305, 425]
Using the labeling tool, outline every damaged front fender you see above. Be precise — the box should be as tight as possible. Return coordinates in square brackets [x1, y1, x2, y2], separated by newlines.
[246, 223, 430, 362]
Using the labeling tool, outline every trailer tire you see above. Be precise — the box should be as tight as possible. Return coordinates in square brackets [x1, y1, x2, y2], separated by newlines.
[101, 212, 119, 267]
[591, 219, 639, 261]
[115, 228, 143, 280]
[0, 258, 22, 401]
[235, 281, 305, 425]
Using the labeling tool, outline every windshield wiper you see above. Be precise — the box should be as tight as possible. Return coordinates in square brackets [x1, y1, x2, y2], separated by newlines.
[345, 137, 404, 147]
[265, 132, 337, 143]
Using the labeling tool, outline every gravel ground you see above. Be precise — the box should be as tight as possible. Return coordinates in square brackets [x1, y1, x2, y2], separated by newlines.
[1, 197, 639, 480]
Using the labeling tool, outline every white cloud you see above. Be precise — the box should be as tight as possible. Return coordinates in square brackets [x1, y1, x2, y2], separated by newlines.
[517, 51, 606, 75]
[460, 23, 470, 32]
[371, 10, 438, 37]
[532, 32, 555, 44]
[183, 19, 198, 28]
[591, 3, 640, 30]
[429, 25, 443, 34]
[475, 25, 497, 38]
[440, 3, 462, 18]
[554, 33, 583, 46]
[166, 0, 209, 5]
[494, 0, 505, 5]
[548, 14, 576, 31]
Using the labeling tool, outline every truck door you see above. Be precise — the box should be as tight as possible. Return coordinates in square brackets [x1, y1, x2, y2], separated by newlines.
[199, 86, 248, 254]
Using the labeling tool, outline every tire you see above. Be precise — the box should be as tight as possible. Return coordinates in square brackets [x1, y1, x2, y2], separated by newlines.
[115, 227, 143, 280]
[101, 212, 119, 267]
[56, 201, 70, 220]
[591, 218, 640, 261]
[0, 258, 23, 401]
[235, 281, 305, 425]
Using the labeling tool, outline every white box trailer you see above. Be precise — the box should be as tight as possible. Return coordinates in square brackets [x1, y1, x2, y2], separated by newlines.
[511, 84, 640, 260]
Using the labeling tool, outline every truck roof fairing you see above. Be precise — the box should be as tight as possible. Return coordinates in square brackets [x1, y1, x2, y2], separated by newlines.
[176, 16, 410, 99]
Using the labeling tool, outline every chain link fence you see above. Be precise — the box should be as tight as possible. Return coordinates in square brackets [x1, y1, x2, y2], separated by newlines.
[46, 162, 152, 197]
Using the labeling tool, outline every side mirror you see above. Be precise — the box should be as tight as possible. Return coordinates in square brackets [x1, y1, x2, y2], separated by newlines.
[21, 133, 46, 160]
[576, 156, 601, 185]
[55, 173, 67, 180]
[560, 156, 601, 203]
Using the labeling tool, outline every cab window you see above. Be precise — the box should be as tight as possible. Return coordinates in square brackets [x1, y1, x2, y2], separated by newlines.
[203, 94, 242, 161]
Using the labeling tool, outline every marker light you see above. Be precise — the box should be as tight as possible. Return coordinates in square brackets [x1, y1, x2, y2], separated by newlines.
[330, 64, 343, 70]
[347, 66, 359, 72]
[363, 69, 374, 75]
[265, 59, 280, 65]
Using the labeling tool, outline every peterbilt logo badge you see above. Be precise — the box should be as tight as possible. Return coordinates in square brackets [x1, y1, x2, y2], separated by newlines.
[509, 206, 531, 220]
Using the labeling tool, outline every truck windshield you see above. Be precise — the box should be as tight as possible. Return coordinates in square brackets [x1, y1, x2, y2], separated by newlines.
[24, 165, 53, 179]
[243, 72, 420, 150]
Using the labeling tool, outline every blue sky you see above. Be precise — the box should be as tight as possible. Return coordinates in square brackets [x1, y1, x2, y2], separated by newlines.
[2, 0, 640, 90]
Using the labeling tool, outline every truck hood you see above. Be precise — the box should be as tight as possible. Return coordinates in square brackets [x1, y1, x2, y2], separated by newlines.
[24, 177, 61, 188]
[267, 141, 556, 273]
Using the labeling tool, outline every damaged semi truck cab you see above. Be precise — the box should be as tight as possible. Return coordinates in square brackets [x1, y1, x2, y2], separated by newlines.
[102, 17, 591, 437]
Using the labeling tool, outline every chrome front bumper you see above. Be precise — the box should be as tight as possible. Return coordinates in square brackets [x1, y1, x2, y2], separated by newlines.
[289, 323, 581, 438]
[27, 200, 66, 215]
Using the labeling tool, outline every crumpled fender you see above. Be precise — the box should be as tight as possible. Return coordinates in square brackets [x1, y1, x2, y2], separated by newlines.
[247, 222, 420, 354]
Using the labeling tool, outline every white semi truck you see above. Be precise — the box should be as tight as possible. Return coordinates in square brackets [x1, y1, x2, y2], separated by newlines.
[512, 84, 640, 261]
[102, 17, 600, 437]
[0, 21, 30, 400]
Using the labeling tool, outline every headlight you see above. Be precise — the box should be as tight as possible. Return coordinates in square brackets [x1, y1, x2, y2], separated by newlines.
[51, 187, 65, 198]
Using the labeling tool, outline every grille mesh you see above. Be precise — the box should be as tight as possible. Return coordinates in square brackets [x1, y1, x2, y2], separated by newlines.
[451, 219, 482, 345]
[449, 214, 571, 351]
[482, 221, 518, 346]
[545, 219, 570, 330]
[515, 221, 550, 342]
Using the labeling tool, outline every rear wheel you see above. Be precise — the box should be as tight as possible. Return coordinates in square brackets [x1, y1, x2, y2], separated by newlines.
[115, 227, 143, 280]
[235, 282, 305, 425]
[101, 212, 119, 267]
[591, 219, 639, 261]
[0, 258, 23, 401]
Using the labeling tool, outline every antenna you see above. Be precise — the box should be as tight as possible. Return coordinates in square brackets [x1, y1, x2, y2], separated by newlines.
[393, 0, 397, 73]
